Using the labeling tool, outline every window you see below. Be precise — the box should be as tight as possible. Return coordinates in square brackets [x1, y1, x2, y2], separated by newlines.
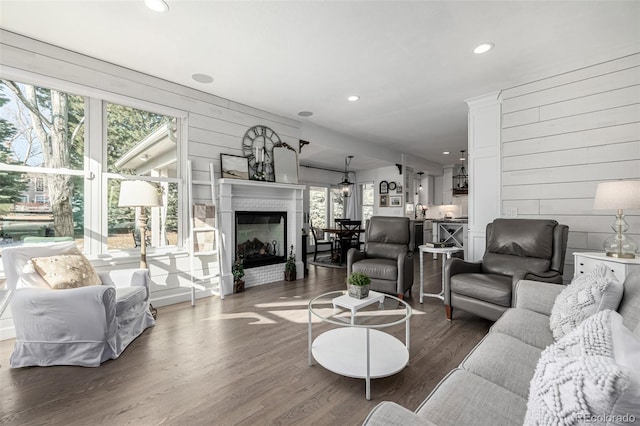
[35, 177, 44, 192]
[309, 186, 327, 243]
[330, 187, 344, 223]
[0, 80, 85, 243]
[361, 183, 374, 223]
[106, 103, 178, 250]
[0, 79, 182, 253]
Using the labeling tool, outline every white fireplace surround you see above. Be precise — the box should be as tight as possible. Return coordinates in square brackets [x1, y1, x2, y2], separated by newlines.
[218, 179, 305, 295]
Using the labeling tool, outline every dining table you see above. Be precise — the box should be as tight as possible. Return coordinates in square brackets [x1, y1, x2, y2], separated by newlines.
[322, 227, 362, 264]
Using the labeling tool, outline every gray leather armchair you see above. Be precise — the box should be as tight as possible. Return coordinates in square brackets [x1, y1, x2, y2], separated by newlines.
[444, 218, 569, 321]
[347, 216, 414, 299]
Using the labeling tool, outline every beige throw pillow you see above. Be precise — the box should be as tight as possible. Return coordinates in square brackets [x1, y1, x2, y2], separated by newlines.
[31, 247, 102, 289]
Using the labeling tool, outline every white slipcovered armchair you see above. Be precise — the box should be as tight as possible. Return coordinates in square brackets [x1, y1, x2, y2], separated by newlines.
[2, 241, 155, 368]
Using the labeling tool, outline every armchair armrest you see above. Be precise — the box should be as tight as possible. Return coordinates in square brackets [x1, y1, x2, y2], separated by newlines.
[443, 258, 482, 305]
[397, 252, 414, 295]
[347, 248, 366, 275]
[511, 269, 563, 286]
[513, 279, 565, 316]
[11, 286, 117, 342]
[97, 269, 148, 289]
[363, 402, 437, 426]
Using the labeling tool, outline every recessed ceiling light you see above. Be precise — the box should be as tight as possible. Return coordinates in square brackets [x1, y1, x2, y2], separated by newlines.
[192, 73, 213, 84]
[298, 111, 313, 117]
[474, 43, 494, 54]
[144, 0, 169, 12]
[460, 157, 466, 161]
[443, 151, 450, 155]
[347, 95, 360, 102]
[140, 154, 150, 161]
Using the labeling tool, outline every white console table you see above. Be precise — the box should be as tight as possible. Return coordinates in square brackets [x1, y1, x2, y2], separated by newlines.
[573, 252, 640, 283]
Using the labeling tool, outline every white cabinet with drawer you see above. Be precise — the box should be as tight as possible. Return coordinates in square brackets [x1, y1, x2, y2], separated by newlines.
[573, 252, 640, 284]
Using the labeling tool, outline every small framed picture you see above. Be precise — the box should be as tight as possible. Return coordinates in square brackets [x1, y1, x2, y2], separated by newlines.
[221, 154, 249, 180]
[396, 185, 403, 194]
[390, 195, 402, 207]
[380, 194, 388, 207]
[379, 180, 389, 194]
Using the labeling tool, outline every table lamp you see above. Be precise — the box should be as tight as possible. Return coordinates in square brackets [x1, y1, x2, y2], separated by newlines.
[118, 180, 162, 268]
[593, 180, 640, 258]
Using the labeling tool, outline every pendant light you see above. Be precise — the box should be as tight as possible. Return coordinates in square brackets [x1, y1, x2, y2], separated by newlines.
[453, 150, 468, 196]
[339, 155, 354, 197]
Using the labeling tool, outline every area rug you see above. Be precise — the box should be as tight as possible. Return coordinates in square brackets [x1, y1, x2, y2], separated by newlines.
[307, 254, 346, 269]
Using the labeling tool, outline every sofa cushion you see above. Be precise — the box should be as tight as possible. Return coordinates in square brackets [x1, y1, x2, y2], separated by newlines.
[352, 258, 397, 281]
[618, 269, 640, 332]
[31, 247, 102, 289]
[490, 308, 554, 349]
[451, 273, 512, 307]
[550, 263, 623, 341]
[417, 369, 527, 426]
[524, 310, 640, 425]
[461, 332, 542, 398]
[115, 286, 147, 315]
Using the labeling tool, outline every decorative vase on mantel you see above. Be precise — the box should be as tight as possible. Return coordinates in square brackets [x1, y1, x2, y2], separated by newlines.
[234, 279, 245, 293]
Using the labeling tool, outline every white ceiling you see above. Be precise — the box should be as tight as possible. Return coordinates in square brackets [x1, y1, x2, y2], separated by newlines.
[1, 1, 638, 172]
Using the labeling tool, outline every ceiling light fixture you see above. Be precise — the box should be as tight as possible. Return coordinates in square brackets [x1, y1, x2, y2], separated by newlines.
[192, 73, 213, 84]
[298, 111, 314, 117]
[339, 155, 354, 197]
[443, 151, 450, 155]
[144, 0, 169, 12]
[347, 95, 360, 102]
[474, 43, 494, 54]
[140, 154, 150, 161]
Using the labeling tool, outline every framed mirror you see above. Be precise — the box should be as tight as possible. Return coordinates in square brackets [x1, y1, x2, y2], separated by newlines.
[273, 145, 299, 184]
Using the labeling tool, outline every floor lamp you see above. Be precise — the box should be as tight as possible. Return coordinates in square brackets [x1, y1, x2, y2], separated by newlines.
[118, 180, 162, 269]
[119, 180, 161, 319]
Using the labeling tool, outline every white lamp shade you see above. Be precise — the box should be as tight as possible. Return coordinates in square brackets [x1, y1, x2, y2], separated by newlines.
[118, 180, 162, 207]
[593, 180, 640, 210]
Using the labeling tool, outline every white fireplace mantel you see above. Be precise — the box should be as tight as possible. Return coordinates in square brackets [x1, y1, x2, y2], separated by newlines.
[218, 178, 305, 294]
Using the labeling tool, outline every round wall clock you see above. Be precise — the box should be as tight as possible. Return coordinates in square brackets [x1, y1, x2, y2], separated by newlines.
[388, 181, 397, 191]
[241, 125, 282, 181]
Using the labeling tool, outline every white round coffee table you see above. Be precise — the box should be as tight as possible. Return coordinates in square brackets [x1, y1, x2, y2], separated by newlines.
[308, 290, 412, 400]
[418, 245, 464, 304]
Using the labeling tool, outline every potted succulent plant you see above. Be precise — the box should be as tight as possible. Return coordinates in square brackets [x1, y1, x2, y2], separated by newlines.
[347, 272, 371, 299]
[232, 256, 245, 293]
[284, 245, 296, 281]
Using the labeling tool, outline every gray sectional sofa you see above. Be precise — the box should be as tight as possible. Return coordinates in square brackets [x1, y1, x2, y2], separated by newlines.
[363, 269, 640, 426]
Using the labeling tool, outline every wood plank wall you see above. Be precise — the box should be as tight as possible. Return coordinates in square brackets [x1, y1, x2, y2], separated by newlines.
[501, 53, 640, 280]
[0, 30, 302, 314]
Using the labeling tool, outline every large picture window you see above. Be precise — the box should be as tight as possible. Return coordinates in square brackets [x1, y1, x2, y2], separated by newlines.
[0, 78, 183, 254]
[0, 80, 85, 244]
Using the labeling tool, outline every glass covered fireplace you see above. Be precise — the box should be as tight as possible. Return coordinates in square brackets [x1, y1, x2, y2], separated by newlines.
[235, 211, 287, 268]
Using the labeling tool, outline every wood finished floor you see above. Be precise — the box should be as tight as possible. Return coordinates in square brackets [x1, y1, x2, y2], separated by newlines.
[0, 254, 491, 426]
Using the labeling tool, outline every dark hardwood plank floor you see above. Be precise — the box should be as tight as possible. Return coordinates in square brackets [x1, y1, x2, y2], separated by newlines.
[0, 253, 491, 426]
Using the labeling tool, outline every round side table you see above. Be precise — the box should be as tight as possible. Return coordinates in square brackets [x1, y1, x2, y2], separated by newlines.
[418, 245, 464, 304]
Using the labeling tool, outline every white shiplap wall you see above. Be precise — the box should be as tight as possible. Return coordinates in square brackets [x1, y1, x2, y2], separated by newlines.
[501, 53, 640, 280]
[0, 30, 302, 315]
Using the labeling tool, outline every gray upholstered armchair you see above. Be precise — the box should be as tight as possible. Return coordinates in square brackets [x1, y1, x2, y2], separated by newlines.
[444, 218, 569, 321]
[347, 216, 414, 299]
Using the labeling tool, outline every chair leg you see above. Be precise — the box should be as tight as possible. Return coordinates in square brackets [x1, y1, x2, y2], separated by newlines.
[445, 305, 452, 321]
[397, 293, 404, 300]
[313, 248, 318, 261]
